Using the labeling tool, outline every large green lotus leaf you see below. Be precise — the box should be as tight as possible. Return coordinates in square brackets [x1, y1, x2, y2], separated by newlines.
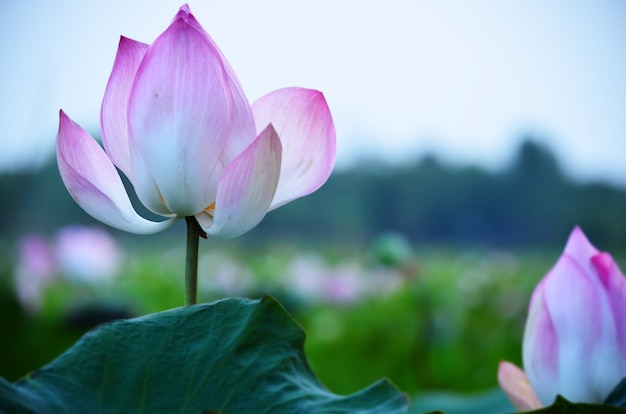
[605, 378, 626, 408]
[409, 389, 513, 414]
[0, 296, 408, 413]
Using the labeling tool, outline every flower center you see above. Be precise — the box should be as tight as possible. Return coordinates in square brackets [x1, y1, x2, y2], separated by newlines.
[204, 202, 216, 217]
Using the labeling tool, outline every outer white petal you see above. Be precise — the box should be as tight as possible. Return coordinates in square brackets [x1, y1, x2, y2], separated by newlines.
[57, 110, 174, 234]
[252, 87, 336, 210]
[127, 13, 233, 217]
[169, 5, 257, 166]
[523, 280, 559, 406]
[174, 5, 257, 165]
[100, 36, 149, 179]
[545, 256, 607, 403]
[200, 125, 282, 239]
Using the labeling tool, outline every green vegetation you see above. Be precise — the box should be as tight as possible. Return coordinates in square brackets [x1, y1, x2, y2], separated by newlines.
[0, 238, 593, 398]
[2, 138, 624, 251]
[1, 297, 408, 413]
[257, 139, 626, 249]
[1, 136, 624, 409]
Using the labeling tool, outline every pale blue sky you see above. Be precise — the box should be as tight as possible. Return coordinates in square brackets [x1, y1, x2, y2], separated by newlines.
[1, 1, 625, 186]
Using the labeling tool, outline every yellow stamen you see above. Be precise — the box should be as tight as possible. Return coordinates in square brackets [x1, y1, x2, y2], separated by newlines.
[204, 202, 216, 215]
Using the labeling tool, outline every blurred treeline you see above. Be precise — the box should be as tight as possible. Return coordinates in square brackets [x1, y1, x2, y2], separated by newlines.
[1, 138, 624, 249]
[259, 138, 626, 250]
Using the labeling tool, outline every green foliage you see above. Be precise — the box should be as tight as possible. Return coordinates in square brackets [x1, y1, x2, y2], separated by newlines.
[0, 287, 84, 383]
[409, 389, 513, 413]
[297, 248, 548, 395]
[3, 135, 625, 413]
[370, 232, 415, 267]
[0, 296, 408, 413]
[0, 244, 564, 396]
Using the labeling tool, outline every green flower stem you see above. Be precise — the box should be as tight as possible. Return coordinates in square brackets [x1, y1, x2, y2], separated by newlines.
[185, 216, 207, 306]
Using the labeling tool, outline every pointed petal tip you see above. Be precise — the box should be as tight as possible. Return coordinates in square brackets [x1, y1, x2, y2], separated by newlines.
[58, 109, 66, 127]
[172, 3, 195, 25]
[58, 108, 70, 122]
[57, 110, 80, 138]
[118, 35, 148, 50]
[569, 225, 585, 242]
[564, 225, 598, 258]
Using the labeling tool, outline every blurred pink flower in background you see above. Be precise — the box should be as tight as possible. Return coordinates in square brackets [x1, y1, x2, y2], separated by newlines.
[55, 226, 121, 283]
[283, 254, 359, 304]
[283, 253, 404, 304]
[285, 254, 329, 300]
[12, 226, 122, 313]
[199, 252, 255, 296]
[13, 234, 57, 313]
[323, 266, 363, 303]
[499, 227, 626, 410]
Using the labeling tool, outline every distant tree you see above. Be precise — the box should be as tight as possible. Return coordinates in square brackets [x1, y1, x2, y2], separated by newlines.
[2, 136, 624, 250]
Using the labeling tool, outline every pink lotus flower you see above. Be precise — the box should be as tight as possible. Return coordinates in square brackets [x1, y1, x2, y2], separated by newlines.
[55, 226, 121, 283]
[499, 227, 626, 410]
[13, 234, 57, 313]
[57, 4, 335, 238]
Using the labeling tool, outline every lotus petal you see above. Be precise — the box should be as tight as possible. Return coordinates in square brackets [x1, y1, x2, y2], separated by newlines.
[199, 124, 281, 238]
[100, 36, 149, 179]
[252, 87, 335, 209]
[497, 361, 542, 411]
[57, 110, 174, 234]
[127, 11, 232, 216]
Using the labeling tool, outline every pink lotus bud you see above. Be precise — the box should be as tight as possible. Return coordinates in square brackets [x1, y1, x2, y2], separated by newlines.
[499, 227, 626, 409]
